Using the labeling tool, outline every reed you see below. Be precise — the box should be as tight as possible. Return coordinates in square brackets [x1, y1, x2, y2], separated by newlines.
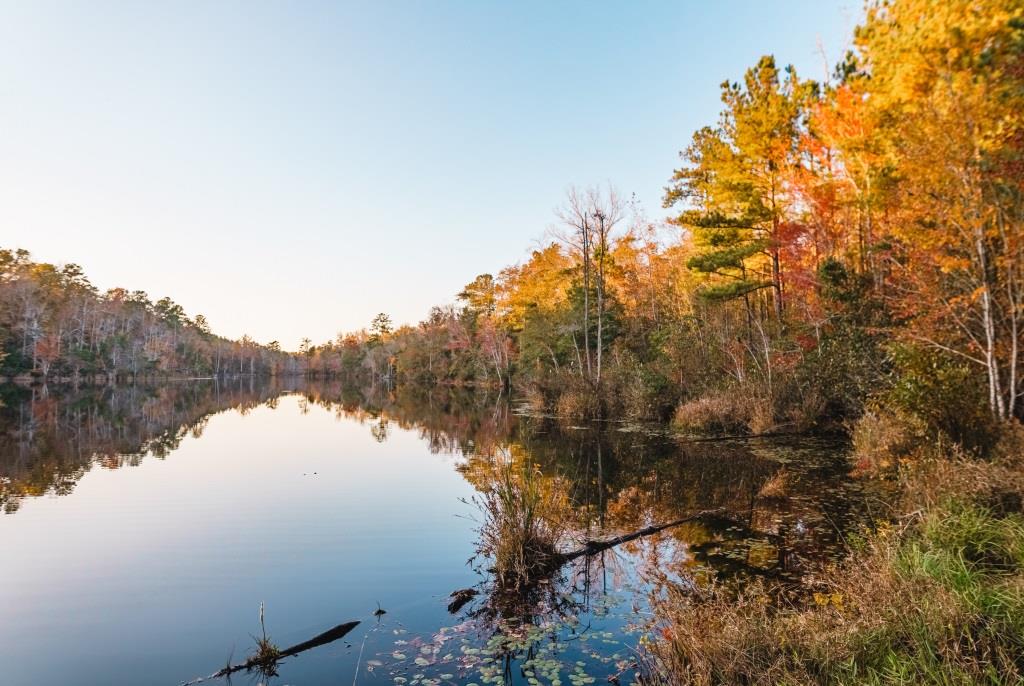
[476, 460, 571, 589]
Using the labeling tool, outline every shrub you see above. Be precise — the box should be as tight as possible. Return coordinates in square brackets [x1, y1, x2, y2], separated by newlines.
[672, 390, 765, 435]
[554, 384, 601, 420]
[885, 345, 998, 454]
[849, 408, 927, 474]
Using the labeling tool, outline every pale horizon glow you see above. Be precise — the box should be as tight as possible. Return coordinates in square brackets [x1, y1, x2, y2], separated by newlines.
[0, 1, 855, 351]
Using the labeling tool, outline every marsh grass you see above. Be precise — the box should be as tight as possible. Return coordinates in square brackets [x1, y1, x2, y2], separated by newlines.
[672, 391, 765, 436]
[644, 450, 1024, 685]
[756, 470, 789, 499]
[248, 601, 283, 677]
[554, 382, 602, 420]
[671, 393, 753, 436]
[476, 460, 571, 590]
[849, 408, 928, 473]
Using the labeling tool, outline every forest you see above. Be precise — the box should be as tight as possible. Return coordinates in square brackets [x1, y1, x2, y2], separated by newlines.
[7, 0, 1023, 444]
[0, 248, 297, 380]
[247, 2, 1024, 679]
[295, 0, 1024, 449]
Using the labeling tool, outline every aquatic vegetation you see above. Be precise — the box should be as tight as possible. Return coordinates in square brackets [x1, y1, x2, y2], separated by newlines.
[182, 603, 360, 685]
[375, 576, 649, 686]
[476, 459, 573, 589]
[248, 635, 283, 678]
[247, 602, 283, 677]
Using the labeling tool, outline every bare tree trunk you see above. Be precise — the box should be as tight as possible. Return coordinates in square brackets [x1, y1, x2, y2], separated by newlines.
[582, 217, 592, 381]
[595, 219, 604, 385]
[977, 229, 1007, 420]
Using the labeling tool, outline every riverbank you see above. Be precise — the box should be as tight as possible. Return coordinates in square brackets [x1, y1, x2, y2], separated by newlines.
[645, 419, 1024, 685]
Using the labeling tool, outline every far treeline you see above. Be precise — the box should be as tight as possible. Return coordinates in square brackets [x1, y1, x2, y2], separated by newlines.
[0, 248, 298, 381]
[301, 0, 1024, 449]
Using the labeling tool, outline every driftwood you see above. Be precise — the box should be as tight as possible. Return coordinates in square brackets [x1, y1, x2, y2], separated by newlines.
[447, 588, 480, 613]
[181, 620, 360, 685]
[556, 508, 726, 563]
[448, 509, 727, 613]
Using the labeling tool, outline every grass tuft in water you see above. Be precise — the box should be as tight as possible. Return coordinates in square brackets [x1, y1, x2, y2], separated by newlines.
[477, 459, 570, 590]
[248, 601, 283, 677]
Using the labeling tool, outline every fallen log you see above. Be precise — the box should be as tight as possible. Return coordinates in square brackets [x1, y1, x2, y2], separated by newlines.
[181, 619, 360, 685]
[556, 508, 726, 563]
[447, 587, 479, 613]
[277, 620, 361, 659]
[447, 509, 728, 613]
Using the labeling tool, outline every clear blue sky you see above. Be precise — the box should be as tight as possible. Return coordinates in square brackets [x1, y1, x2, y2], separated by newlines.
[0, 1, 858, 350]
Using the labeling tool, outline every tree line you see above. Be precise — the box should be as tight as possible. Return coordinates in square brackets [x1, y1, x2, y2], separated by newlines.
[0, 248, 298, 380]
[300, 0, 1023, 444]
[6, 0, 1022, 445]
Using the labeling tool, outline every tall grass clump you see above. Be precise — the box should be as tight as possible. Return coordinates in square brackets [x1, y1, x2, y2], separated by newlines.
[477, 461, 571, 589]
[554, 379, 603, 420]
[672, 390, 764, 436]
[849, 407, 928, 473]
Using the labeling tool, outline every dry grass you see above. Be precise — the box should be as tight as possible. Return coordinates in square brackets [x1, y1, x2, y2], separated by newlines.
[249, 636, 283, 677]
[672, 391, 760, 435]
[784, 386, 828, 433]
[849, 408, 928, 473]
[477, 461, 572, 589]
[756, 470, 789, 499]
[521, 386, 548, 416]
[555, 385, 602, 420]
[748, 399, 776, 435]
[248, 601, 282, 677]
[649, 520, 1023, 684]
[645, 434, 1024, 686]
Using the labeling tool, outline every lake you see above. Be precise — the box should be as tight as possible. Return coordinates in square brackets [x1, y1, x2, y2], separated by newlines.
[0, 380, 869, 686]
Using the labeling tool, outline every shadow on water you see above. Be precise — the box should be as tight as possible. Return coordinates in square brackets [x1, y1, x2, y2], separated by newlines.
[0, 379, 873, 685]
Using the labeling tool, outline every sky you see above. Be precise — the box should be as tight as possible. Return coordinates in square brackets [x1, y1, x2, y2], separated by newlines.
[0, 1, 858, 350]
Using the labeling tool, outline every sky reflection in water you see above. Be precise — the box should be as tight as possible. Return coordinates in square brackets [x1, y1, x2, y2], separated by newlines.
[0, 381, 868, 686]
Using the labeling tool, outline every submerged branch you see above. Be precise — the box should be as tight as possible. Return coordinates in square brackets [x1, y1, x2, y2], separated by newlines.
[556, 508, 726, 563]
[181, 620, 360, 685]
[450, 509, 728, 613]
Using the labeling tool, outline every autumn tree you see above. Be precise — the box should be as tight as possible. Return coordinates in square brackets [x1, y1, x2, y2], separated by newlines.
[458, 274, 497, 318]
[556, 186, 624, 383]
[369, 313, 393, 344]
[852, 0, 1024, 420]
[666, 56, 812, 325]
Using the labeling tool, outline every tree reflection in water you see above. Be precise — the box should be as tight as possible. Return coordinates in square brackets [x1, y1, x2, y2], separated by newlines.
[1, 379, 872, 685]
[0, 377, 297, 513]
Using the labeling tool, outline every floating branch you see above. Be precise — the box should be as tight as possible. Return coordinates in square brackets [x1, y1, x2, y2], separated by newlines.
[449, 508, 728, 613]
[181, 619, 360, 685]
[447, 587, 480, 613]
[556, 508, 726, 563]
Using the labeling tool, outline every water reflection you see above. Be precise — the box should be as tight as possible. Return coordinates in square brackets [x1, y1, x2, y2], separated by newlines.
[2, 380, 864, 577]
[0, 378, 300, 513]
[1, 379, 869, 685]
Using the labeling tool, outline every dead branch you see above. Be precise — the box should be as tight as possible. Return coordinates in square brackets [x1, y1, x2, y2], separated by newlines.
[181, 619, 360, 685]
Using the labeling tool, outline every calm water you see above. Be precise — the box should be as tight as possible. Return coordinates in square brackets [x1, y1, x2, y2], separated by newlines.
[0, 381, 868, 686]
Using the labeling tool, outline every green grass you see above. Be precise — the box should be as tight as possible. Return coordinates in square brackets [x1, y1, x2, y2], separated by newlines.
[647, 458, 1024, 685]
[840, 504, 1024, 685]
